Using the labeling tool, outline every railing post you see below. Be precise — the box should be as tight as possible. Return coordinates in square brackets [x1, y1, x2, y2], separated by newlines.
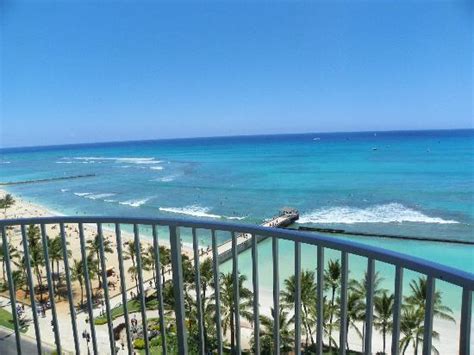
[391, 266, 403, 355]
[1, 225, 22, 354]
[364, 258, 375, 355]
[316, 246, 324, 355]
[192, 228, 205, 355]
[152, 225, 168, 355]
[459, 287, 472, 355]
[98, 223, 116, 355]
[422, 276, 435, 355]
[133, 224, 150, 355]
[212, 229, 223, 355]
[251, 234, 260, 355]
[232, 232, 242, 354]
[169, 225, 188, 353]
[294, 241, 301, 354]
[59, 223, 80, 354]
[40, 223, 62, 354]
[20, 224, 42, 355]
[272, 237, 280, 355]
[115, 223, 133, 355]
[339, 252, 348, 355]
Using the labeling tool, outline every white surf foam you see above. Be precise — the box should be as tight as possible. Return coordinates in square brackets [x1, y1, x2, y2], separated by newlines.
[150, 166, 164, 170]
[298, 203, 459, 224]
[60, 189, 70, 192]
[71, 157, 162, 165]
[0, 161, 11, 164]
[119, 198, 151, 207]
[84, 193, 116, 200]
[74, 192, 92, 197]
[159, 205, 245, 220]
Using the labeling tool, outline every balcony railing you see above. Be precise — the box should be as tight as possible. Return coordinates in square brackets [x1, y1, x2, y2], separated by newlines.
[0, 216, 472, 354]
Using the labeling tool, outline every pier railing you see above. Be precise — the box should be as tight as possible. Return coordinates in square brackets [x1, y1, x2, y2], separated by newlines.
[0, 216, 472, 355]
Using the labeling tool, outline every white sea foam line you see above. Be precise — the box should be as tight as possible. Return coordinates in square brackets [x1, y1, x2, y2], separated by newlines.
[84, 193, 116, 200]
[159, 205, 245, 220]
[150, 166, 164, 170]
[298, 203, 459, 224]
[119, 198, 151, 207]
[70, 156, 163, 164]
[73, 192, 92, 197]
[60, 189, 70, 192]
[0, 161, 11, 164]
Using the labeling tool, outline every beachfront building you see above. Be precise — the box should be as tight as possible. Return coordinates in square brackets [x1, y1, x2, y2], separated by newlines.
[0, 214, 472, 355]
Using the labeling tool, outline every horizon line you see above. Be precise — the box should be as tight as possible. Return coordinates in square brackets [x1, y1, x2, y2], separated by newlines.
[1, 127, 472, 152]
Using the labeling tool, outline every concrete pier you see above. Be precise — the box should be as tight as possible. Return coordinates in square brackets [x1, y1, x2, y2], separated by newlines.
[217, 208, 299, 263]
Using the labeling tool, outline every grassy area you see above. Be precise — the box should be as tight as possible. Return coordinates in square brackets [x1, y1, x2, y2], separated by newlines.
[0, 307, 28, 333]
[94, 297, 159, 324]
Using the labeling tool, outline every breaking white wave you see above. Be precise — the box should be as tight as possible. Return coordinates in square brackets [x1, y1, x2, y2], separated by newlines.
[150, 166, 164, 170]
[104, 199, 116, 203]
[119, 198, 151, 207]
[84, 193, 116, 200]
[0, 161, 11, 164]
[56, 161, 73, 164]
[159, 205, 244, 220]
[74, 192, 92, 197]
[71, 157, 162, 165]
[299, 203, 459, 224]
[60, 188, 70, 192]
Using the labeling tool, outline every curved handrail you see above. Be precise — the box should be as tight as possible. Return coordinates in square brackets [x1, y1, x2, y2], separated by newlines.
[1, 216, 473, 290]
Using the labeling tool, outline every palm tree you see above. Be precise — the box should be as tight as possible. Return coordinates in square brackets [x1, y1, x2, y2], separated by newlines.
[405, 277, 455, 322]
[338, 290, 365, 352]
[123, 240, 141, 294]
[197, 258, 214, 352]
[254, 306, 294, 354]
[324, 259, 341, 352]
[400, 307, 424, 355]
[12, 270, 26, 297]
[374, 291, 394, 354]
[159, 246, 171, 287]
[0, 194, 15, 217]
[87, 234, 113, 289]
[349, 271, 386, 348]
[0, 242, 20, 286]
[214, 272, 253, 352]
[48, 235, 69, 296]
[281, 269, 317, 349]
[71, 259, 85, 307]
[143, 245, 157, 285]
[400, 276, 453, 355]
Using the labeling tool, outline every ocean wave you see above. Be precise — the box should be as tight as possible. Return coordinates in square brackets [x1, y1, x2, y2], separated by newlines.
[298, 203, 459, 224]
[0, 161, 11, 164]
[74, 192, 92, 197]
[60, 188, 70, 192]
[159, 205, 244, 220]
[56, 161, 73, 164]
[84, 193, 116, 200]
[150, 166, 164, 170]
[71, 157, 162, 165]
[119, 198, 151, 207]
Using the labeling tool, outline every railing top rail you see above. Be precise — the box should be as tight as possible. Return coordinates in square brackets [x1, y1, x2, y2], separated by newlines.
[1, 216, 473, 289]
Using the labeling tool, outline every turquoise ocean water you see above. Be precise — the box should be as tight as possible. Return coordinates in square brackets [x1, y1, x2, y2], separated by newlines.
[1, 129, 473, 310]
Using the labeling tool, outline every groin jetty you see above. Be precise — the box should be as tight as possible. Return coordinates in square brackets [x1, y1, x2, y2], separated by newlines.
[217, 208, 299, 263]
[297, 226, 474, 246]
[0, 174, 96, 186]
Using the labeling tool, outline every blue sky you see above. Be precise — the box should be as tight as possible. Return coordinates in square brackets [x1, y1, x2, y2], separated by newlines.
[1, 1, 472, 148]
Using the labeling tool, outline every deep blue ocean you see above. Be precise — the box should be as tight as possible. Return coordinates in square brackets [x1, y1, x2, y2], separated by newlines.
[1, 130, 473, 309]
